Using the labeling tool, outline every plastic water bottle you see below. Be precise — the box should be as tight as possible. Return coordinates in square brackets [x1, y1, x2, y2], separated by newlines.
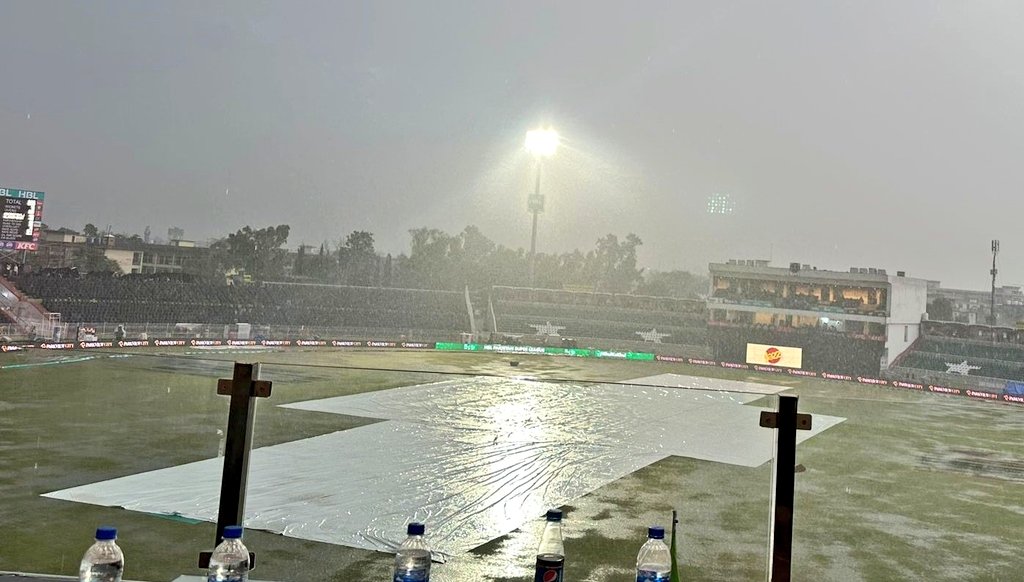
[79, 526, 124, 582]
[393, 522, 431, 582]
[636, 526, 672, 582]
[534, 509, 564, 580]
[208, 525, 250, 582]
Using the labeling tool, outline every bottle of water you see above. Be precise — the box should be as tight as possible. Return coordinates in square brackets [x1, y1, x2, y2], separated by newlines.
[537, 509, 564, 556]
[79, 526, 124, 582]
[393, 522, 431, 582]
[636, 526, 672, 582]
[208, 525, 250, 582]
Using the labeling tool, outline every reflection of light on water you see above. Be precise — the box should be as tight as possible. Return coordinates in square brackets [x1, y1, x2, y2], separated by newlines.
[481, 513, 548, 580]
[486, 390, 544, 441]
[473, 385, 558, 579]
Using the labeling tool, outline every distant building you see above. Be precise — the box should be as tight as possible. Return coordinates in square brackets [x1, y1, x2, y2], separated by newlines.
[927, 284, 1024, 326]
[34, 229, 206, 274]
[707, 260, 929, 375]
[105, 238, 205, 274]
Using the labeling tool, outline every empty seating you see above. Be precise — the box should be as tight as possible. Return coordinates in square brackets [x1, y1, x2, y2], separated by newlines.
[10, 275, 469, 333]
[490, 286, 707, 346]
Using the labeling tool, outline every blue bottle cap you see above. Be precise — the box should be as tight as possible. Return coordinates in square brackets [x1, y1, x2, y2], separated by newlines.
[648, 526, 665, 539]
[95, 526, 117, 541]
[222, 525, 243, 539]
[407, 522, 425, 536]
[546, 509, 563, 522]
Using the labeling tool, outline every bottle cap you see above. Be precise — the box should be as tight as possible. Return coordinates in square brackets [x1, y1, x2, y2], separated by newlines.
[407, 522, 425, 536]
[545, 509, 563, 522]
[648, 526, 665, 539]
[95, 526, 117, 541]
[223, 525, 243, 539]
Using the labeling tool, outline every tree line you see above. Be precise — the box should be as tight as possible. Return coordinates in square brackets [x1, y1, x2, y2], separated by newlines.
[195, 224, 706, 297]
[44, 222, 707, 298]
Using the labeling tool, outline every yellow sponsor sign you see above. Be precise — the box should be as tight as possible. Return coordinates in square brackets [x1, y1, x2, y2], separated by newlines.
[745, 343, 803, 369]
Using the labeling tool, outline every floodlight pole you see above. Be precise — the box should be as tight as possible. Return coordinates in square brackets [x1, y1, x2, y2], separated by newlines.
[528, 159, 543, 288]
[990, 240, 999, 326]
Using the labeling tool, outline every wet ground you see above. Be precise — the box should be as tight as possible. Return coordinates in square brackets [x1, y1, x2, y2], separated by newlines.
[1, 348, 1022, 581]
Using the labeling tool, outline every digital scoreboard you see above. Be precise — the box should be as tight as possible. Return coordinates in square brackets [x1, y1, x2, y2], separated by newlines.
[1, 187, 45, 251]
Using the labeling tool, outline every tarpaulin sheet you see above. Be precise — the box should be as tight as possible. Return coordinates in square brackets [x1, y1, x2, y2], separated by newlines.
[44, 374, 843, 555]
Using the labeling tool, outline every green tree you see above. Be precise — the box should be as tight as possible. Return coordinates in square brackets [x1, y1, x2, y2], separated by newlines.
[636, 270, 709, 299]
[225, 225, 291, 281]
[185, 238, 231, 281]
[338, 230, 378, 286]
[928, 297, 954, 321]
[70, 246, 120, 274]
[294, 244, 307, 277]
[400, 228, 457, 289]
[82, 223, 99, 237]
[589, 233, 644, 293]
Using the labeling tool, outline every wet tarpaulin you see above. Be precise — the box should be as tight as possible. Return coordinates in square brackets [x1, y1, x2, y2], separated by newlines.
[44, 374, 843, 555]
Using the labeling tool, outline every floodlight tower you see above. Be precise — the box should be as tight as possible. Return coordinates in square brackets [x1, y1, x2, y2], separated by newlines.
[990, 239, 1000, 326]
[524, 127, 559, 288]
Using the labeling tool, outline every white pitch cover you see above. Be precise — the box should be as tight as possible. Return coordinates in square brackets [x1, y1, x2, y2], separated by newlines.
[44, 373, 843, 555]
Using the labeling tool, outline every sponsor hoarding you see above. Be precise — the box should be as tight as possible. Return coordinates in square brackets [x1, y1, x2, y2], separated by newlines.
[745, 343, 803, 369]
[1, 336, 1022, 408]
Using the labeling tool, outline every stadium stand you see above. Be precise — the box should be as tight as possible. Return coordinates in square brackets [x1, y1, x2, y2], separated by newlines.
[711, 282, 887, 317]
[10, 274, 470, 333]
[708, 322, 886, 376]
[490, 286, 708, 347]
[897, 333, 1024, 381]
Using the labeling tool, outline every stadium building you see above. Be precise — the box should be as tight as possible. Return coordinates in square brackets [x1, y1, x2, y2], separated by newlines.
[707, 260, 928, 376]
[35, 228, 205, 275]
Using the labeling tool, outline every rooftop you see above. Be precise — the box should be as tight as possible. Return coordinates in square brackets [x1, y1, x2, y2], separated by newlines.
[709, 261, 926, 285]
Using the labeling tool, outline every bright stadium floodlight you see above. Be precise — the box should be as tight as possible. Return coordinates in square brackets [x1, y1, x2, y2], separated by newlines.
[525, 128, 560, 157]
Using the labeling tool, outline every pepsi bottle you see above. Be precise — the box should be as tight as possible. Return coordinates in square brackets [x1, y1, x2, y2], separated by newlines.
[534, 509, 564, 581]
[535, 554, 564, 582]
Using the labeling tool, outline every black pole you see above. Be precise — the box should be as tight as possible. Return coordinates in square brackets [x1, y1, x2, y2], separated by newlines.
[216, 362, 259, 540]
[770, 394, 799, 582]
[199, 361, 271, 570]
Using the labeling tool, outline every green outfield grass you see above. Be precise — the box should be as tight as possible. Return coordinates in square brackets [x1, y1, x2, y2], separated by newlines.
[0, 348, 1021, 581]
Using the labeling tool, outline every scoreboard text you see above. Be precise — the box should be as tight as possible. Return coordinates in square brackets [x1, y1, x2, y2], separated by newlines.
[0, 187, 45, 251]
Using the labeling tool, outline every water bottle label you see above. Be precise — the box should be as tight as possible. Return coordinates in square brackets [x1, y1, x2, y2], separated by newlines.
[394, 571, 429, 582]
[636, 570, 669, 582]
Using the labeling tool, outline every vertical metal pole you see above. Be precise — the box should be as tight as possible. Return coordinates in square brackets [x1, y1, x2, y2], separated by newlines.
[990, 241, 998, 326]
[770, 395, 799, 582]
[529, 211, 539, 287]
[528, 159, 542, 288]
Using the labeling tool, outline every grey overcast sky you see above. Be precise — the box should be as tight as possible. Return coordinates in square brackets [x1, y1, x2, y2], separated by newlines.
[1, 1, 1022, 289]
